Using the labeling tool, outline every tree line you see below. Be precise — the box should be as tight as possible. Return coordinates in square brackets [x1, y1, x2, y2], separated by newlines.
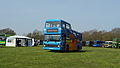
[0, 28, 120, 41]
[26, 29, 44, 40]
[82, 28, 120, 41]
[0, 28, 16, 35]
[0, 28, 44, 40]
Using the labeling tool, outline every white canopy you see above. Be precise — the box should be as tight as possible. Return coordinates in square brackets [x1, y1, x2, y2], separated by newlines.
[7, 35, 31, 39]
[6, 35, 34, 47]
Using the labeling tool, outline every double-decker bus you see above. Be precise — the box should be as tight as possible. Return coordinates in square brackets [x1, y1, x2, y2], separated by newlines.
[43, 19, 82, 51]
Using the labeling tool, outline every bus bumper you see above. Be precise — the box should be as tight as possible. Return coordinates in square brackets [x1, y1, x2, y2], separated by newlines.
[43, 47, 61, 50]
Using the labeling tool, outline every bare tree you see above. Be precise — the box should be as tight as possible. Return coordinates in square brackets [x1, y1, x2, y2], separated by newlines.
[82, 28, 120, 41]
[0, 28, 16, 35]
[26, 29, 44, 40]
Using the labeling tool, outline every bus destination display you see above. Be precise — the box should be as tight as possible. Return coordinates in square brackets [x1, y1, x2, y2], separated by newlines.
[47, 29, 58, 32]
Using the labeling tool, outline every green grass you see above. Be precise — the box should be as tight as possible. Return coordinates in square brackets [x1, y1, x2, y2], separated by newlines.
[0, 46, 120, 68]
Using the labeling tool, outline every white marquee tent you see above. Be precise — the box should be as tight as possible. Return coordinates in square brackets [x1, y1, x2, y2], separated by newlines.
[6, 35, 34, 47]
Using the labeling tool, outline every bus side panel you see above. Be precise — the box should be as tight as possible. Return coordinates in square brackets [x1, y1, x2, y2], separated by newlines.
[66, 34, 77, 51]
[0, 41, 5, 45]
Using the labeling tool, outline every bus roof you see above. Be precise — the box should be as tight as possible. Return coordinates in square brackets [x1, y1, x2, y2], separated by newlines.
[46, 19, 61, 22]
[46, 19, 70, 25]
[72, 30, 82, 35]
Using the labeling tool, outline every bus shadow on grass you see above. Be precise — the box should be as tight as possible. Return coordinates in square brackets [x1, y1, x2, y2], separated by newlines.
[49, 50, 91, 53]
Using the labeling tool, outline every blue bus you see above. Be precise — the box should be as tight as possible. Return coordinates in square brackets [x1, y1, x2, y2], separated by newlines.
[43, 19, 82, 51]
[92, 41, 105, 47]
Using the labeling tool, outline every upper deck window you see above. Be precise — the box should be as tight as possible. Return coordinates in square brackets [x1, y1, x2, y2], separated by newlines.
[62, 24, 65, 28]
[46, 21, 61, 27]
[66, 24, 71, 29]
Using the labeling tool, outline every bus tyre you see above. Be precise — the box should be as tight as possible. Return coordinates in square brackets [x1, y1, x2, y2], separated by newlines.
[77, 46, 81, 52]
[66, 45, 69, 52]
[77, 49, 80, 52]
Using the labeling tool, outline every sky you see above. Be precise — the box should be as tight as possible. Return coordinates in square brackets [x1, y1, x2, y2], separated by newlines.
[0, 0, 120, 35]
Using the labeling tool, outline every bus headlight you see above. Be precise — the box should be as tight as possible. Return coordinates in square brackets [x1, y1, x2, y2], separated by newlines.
[59, 28, 61, 30]
[44, 45, 46, 47]
[44, 29, 46, 31]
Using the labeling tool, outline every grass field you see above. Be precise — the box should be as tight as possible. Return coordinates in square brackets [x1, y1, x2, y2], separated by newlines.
[0, 46, 120, 68]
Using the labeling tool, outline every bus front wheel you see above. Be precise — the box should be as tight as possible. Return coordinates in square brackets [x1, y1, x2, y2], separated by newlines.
[66, 45, 69, 52]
